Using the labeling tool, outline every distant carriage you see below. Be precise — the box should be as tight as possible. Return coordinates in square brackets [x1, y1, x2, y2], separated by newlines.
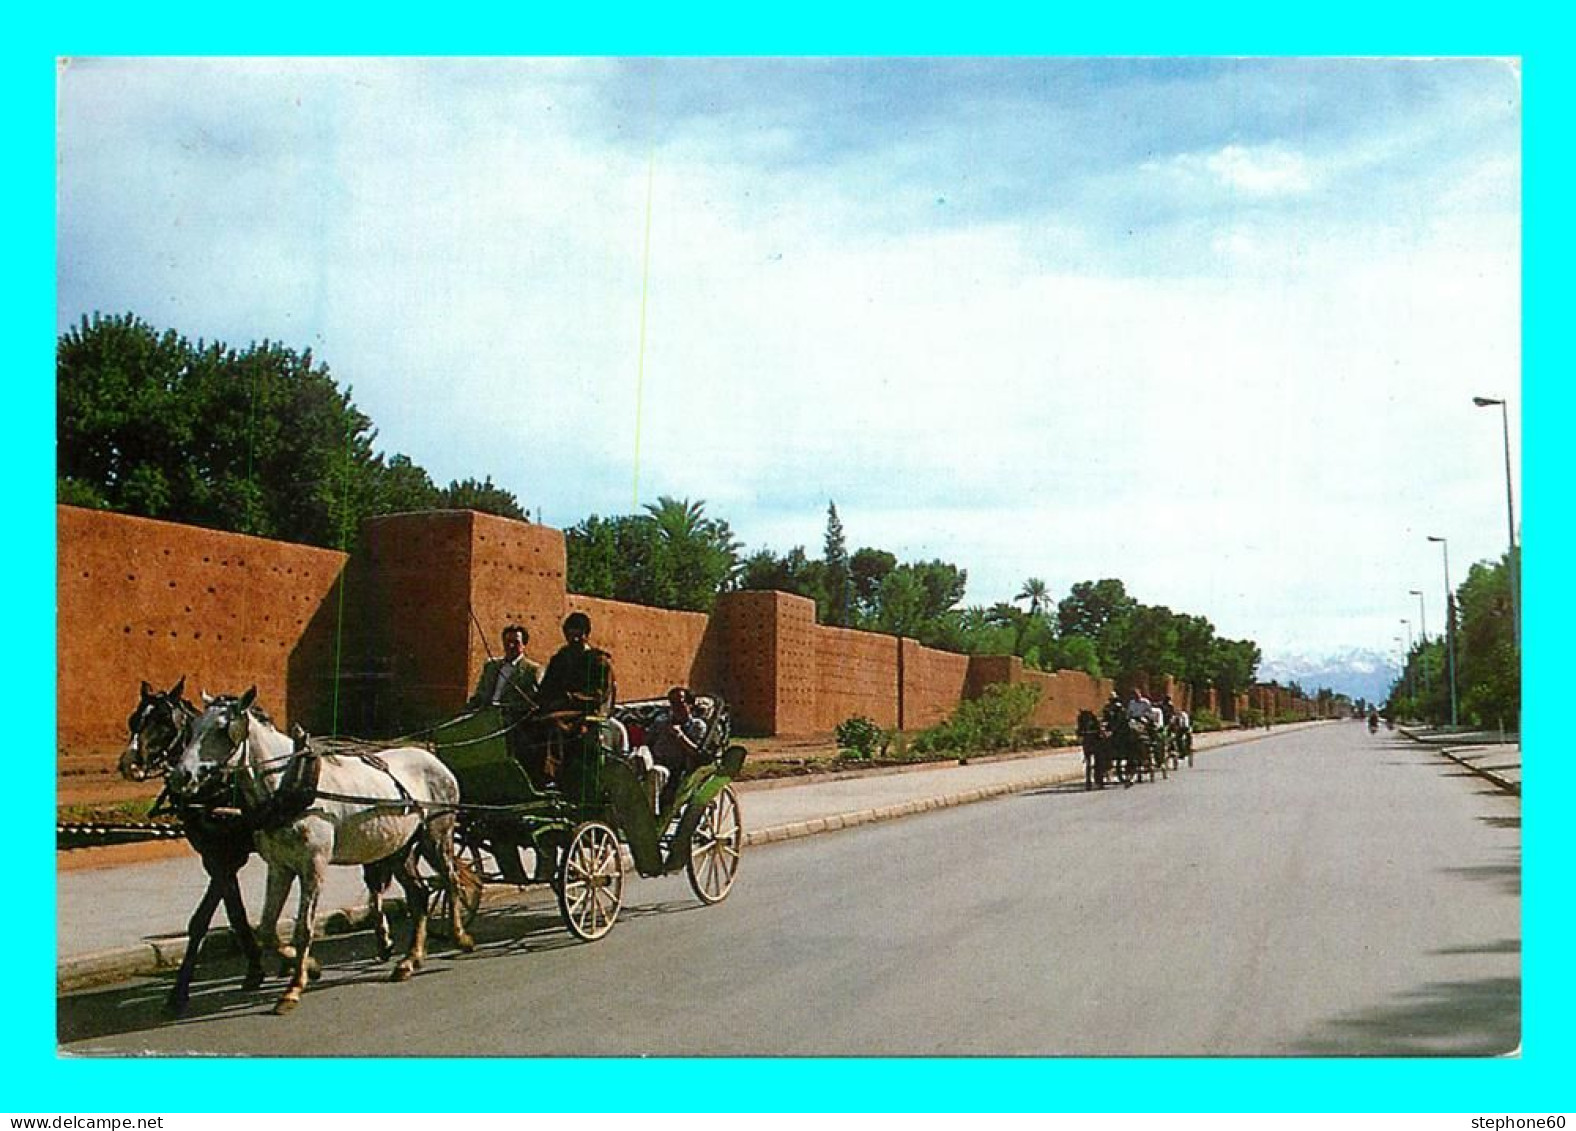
[1077, 708, 1169, 788]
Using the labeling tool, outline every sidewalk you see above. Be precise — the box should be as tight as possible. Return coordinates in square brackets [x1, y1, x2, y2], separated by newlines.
[57, 720, 1330, 993]
[1397, 726, 1521, 795]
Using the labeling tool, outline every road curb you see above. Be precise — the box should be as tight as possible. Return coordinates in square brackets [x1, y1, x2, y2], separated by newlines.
[1396, 728, 1520, 797]
[1434, 746, 1521, 797]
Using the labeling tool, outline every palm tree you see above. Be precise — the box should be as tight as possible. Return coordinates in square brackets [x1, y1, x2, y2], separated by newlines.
[640, 495, 742, 610]
[643, 495, 706, 542]
[1016, 577, 1050, 617]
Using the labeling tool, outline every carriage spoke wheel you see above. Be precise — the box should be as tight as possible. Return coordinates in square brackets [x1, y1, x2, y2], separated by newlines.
[686, 785, 742, 905]
[557, 821, 624, 941]
[431, 855, 482, 937]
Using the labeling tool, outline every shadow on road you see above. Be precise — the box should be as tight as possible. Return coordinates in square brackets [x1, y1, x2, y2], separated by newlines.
[1442, 861, 1521, 897]
[1294, 971, 1520, 1056]
[57, 924, 457, 1044]
[59, 894, 718, 1047]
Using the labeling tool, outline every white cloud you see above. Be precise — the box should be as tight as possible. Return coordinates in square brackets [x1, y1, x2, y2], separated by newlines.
[1146, 142, 1315, 201]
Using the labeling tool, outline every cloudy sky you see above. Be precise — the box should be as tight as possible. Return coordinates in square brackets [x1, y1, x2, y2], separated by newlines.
[55, 56, 1521, 663]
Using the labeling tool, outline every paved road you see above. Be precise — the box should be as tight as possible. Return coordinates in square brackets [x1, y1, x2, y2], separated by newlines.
[58, 724, 1518, 1056]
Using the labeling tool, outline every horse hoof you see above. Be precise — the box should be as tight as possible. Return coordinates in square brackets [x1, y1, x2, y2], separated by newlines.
[456, 932, 475, 953]
[165, 992, 190, 1018]
[392, 962, 414, 982]
[306, 957, 323, 982]
[242, 967, 265, 992]
[377, 943, 395, 962]
[272, 996, 301, 1016]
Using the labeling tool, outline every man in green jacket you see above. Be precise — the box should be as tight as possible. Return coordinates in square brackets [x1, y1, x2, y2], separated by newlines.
[468, 623, 540, 724]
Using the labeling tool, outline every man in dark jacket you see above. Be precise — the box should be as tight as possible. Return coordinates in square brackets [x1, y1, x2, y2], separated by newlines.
[524, 611, 616, 880]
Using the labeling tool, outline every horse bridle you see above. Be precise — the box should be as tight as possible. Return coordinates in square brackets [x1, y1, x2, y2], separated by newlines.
[125, 694, 195, 782]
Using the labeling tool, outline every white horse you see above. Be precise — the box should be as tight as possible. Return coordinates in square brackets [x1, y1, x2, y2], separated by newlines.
[170, 687, 474, 1014]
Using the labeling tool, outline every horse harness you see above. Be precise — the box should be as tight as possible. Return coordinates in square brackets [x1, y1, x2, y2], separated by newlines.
[230, 738, 431, 832]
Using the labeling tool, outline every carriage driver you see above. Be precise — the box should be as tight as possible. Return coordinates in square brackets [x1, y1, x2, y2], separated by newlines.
[522, 611, 615, 880]
[532, 612, 614, 781]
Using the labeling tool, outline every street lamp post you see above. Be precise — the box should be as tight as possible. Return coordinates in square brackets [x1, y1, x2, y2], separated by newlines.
[1400, 618, 1415, 709]
[1472, 396, 1520, 655]
[1427, 535, 1459, 728]
[1408, 588, 1431, 700]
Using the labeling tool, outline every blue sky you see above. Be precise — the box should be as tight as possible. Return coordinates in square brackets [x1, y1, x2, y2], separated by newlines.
[56, 56, 1521, 661]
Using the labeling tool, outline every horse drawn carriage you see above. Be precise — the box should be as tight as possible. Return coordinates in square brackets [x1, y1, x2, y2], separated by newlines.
[125, 680, 746, 1014]
[427, 694, 747, 941]
[1077, 708, 1183, 789]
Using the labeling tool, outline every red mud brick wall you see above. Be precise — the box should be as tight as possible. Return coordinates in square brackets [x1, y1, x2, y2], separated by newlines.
[1015, 667, 1113, 729]
[812, 624, 900, 730]
[702, 590, 790, 735]
[465, 513, 570, 700]
[566, 595, 710, 703]
[966, 655, 1022, 700]
[57, 505, 348, 764]
[899, 638, 971, 730]
[354, 512, 478, 731]
[769, 592, 820, 735]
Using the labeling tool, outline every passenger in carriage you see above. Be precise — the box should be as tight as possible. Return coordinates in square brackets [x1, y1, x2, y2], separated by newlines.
[650, 685, 709, 802]
[1126, 689, 1152, 722]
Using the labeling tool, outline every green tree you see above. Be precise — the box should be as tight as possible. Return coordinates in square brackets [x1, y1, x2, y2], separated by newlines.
[642, 495, 743, 611]
[1455, 553, 1520, 729]
[1111, 604, 1183, 691]
[822, 501, 853, 627]
[850, 547, 898, 623]
[58, 312, 526, 548]
[565, 497, 741, 613]
[874, 568, 932, 637]
[1048, 634, 1103, 678]
[739, 546, 822, 601]
[370, 454, 440, 515]
[439, 476, 526, 520]
[1056, 579, 1137, 675]
[1208, 638, 1262, 707]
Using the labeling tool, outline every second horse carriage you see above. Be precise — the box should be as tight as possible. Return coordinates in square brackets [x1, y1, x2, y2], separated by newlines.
[1077, 707, 1185, 789]
[428, 694, 747, 941]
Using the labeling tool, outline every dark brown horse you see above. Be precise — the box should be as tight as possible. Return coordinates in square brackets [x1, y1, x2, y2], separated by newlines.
[119, 679, 266, 1015]
[1076, 709, 1114, 790]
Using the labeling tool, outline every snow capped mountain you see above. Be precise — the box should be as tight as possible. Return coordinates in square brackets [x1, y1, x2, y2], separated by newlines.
[1258, 648, 1399, 705]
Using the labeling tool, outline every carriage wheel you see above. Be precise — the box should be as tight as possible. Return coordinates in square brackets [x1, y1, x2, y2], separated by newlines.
[686, 785, 742, 905]
[557, 821, 624, 941]
[431, 855, 483, 937]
